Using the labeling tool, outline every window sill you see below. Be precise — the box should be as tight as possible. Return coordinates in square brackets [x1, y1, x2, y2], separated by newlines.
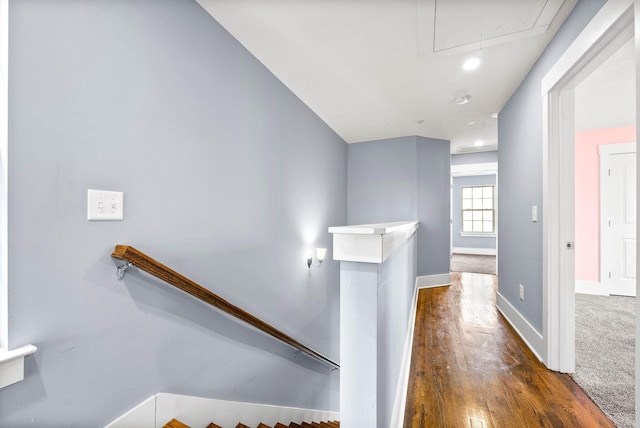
[0, 344, 37, 389]
[460, 232, 496, 238]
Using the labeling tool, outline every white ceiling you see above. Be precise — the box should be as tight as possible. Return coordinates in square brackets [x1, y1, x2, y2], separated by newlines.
[196, 0, 579, 153]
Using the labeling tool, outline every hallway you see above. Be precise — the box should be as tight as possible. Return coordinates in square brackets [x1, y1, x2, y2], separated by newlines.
[403, 273, 613, 427]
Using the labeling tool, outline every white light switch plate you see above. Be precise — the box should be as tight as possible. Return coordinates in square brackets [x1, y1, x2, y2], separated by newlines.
[532, 205, 538, 223]
[87, 189, 124, 221]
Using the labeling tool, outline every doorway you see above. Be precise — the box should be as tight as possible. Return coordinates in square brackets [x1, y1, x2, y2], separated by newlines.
[572, 35, 636, 426]
[449, 157, 498, 275]
[542, 0, 635, 373]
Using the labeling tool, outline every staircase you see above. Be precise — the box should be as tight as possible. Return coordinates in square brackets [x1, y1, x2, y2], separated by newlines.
[106, 248, 340, 428]
[105, 393, 339, 428]
[164, 418, 340, 428]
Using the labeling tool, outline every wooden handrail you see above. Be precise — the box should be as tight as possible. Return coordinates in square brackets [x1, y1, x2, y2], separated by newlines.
[112, 245, 339, 369]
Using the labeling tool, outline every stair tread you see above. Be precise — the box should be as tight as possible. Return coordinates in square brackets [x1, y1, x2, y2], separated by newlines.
[163, 419, 190, 428]
[168, 418, 338, 428]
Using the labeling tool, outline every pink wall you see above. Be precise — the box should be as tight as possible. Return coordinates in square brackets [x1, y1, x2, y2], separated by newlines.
[575, 126, 636, 283]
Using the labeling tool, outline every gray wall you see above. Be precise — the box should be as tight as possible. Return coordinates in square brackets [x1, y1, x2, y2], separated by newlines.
[498, 0, 606, 332]
[348, 136, 418, 223]
[3, 0, 346, 426]
[452, 175, 497, 250]
[348, 136, 450, 276]
[417, 138, 451, 276]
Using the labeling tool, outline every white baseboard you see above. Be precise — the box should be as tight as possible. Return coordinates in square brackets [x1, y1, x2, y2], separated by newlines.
[390, 278, 420, 428]
[416, 273, 452, 289]
[452, 247, 497, 256]
[575, 280, 608, 295]
[105, 395, 156, 428]
[105, 393, 339, 428]
[495, 292, 545, 363]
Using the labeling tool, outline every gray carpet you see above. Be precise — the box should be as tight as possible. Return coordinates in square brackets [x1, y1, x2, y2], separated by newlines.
[573, 293, 635, 428]
[450, 254, 496, 275]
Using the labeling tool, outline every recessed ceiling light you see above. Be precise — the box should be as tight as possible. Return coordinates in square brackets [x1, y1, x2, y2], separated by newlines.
[474, 140, 485, 146]
[455, 95, 471, 105]
[491, 112, 498, 119]
[462, 56, 482, 71]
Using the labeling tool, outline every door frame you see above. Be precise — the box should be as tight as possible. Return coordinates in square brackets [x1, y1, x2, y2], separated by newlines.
[0, 0, 8, 351]
[450, 162, 499, 261]
[541, 0, 634, 373]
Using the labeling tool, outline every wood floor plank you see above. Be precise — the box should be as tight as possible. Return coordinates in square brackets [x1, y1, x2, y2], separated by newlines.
[403, 272, 615, 427]
[163, 419, 190, 428]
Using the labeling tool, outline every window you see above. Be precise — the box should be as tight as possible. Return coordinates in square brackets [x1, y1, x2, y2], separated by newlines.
[462, 185, 494, 233]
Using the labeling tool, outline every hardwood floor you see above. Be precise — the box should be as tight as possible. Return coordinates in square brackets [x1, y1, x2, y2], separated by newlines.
[450, 254, 496, 275]
[403, 272, 614, 427]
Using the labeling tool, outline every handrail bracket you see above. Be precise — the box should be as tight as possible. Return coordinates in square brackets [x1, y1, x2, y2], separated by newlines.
[116, 261, 133, 280]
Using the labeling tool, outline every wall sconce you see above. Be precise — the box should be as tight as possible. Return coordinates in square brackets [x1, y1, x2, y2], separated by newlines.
[307, 247, 327, 268]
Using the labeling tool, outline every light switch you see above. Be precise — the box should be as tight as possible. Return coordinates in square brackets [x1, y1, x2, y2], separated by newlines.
[532, 205, 538, 223]
[87, 189, 123, 221]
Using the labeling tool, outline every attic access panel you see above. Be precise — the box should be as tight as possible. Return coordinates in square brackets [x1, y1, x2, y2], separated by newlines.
[420, 0, 570, 56]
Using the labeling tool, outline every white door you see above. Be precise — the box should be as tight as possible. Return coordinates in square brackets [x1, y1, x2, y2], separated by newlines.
[602, 150, 636, 296]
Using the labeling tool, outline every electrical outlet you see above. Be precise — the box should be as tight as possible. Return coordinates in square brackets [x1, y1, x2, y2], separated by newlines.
[519, 284, 525, 301]
[87, 189, 124, 221]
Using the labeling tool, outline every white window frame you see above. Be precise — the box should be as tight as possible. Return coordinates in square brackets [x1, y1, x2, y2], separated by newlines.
[461, 185, 495, 234]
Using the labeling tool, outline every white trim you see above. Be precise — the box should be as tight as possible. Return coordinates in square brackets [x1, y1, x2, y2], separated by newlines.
[450, 166, 498, 268]
[459, 232, 496, 238]
[450, 173, 453, 265]
[390, 278, 420, 428]
[575, 281, 609, 295]
[328, 221, 418, 236]
[452, 247, 496, 256]
[542, 0, 634, 373]
[542, 91, 560, 371]
[599, 141, 636, 155]
[0, 344, 37, 389]
[451, 162, 498, 177]
[329, 221, 419, 264]
[106, 393, 340, 428]
[0, 0, 9, 351]
[635, 2, 640, 416]
[560, 88, 576, 373]
[496, 292, 545, 363]
[104, 395, 157, 428]
[416, 273, 452, 288]
[541, 0, 634, 95]
[0, 0, 37, 388]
